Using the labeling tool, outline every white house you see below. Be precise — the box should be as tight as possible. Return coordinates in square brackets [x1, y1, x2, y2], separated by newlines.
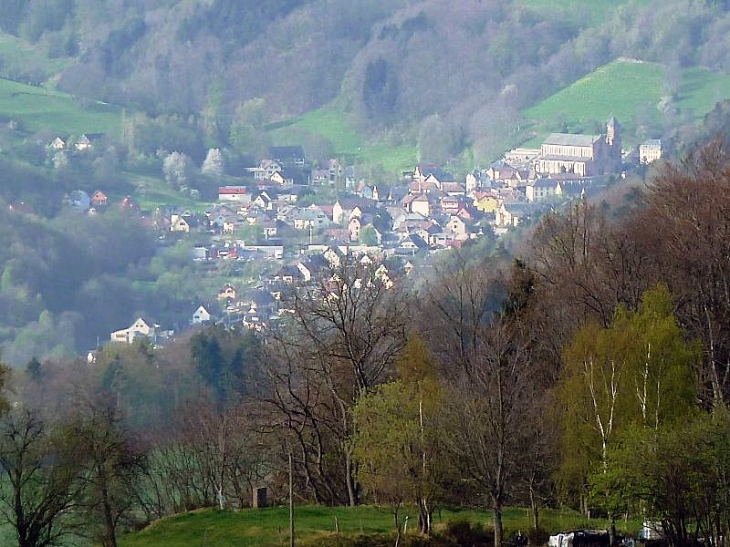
[110, 318, 156, 344]
[191, 305, 212, 325]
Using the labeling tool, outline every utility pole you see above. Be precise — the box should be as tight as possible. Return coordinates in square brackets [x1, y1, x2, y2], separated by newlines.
[289, 451, 295, 547]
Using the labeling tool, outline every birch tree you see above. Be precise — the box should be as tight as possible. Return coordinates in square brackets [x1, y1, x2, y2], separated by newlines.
[558, 285, 698, 528]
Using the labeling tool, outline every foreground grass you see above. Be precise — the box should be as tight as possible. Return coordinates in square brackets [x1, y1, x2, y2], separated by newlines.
[268, 105, 417, 173]
[119, 505, 640, 547]
[0, 77, 121, 135]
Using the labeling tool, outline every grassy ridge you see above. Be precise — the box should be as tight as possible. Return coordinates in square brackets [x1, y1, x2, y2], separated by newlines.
[523, 59, 730, 146]
[0, 77, 121, 135]
[676, 66, 730, 116]
[524, 59, 666, 131]
[119, 505, 638, 547]
[268, 106, 417, 173]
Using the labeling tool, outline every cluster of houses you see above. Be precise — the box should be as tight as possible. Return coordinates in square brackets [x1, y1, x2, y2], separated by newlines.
[162, 158, 543, 256]
[109, 244, 414, 344]
[64, 189, 139, 214]
[50, 133, 104, 152]
[104, 122, 664, 347]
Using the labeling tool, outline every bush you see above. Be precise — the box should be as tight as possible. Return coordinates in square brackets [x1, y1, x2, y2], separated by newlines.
[440, 519, 493, 547]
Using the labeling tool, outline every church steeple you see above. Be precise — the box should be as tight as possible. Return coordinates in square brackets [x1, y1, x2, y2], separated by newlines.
[606, 116, 620, 147]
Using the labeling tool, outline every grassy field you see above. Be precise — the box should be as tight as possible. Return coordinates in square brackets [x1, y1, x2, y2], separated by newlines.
[676, 66, 730, 118]
[524, 59, 666, 133]
[0, 77, 121, 135]
[119, 505, 640, 547]
[128, 173, 214, 212]
[522, 59, 730, 145]
[514, 0, 651, 26]
[268, 105, 417, 173]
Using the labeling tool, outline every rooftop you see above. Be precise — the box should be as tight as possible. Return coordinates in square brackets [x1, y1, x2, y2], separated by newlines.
[543, 133, 601, 147]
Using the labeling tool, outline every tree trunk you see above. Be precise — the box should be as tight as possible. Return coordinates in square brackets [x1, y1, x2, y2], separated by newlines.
[609, 516, 616, 547]
[529, 481, 539, 531]
[345, 451, 357, 506]
[100, 477, 118, 547]
[418, 499, 432, 536]
[494, 504, 504, 547]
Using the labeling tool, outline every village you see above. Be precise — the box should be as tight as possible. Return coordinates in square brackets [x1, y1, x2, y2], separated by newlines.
[58, 119, 663, 347]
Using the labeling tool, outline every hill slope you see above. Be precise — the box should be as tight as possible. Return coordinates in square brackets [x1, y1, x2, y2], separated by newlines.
[523, 59, 730, 145]
[0, 78, 120, 135]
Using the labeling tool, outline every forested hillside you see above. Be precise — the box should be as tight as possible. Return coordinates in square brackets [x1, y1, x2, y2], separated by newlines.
[2, 0, 730, 161]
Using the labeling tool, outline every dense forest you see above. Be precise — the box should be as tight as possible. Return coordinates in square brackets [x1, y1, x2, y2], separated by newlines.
[1, 134, 730, 546]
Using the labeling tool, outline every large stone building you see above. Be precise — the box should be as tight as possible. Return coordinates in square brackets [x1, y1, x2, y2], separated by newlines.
[537, 117, 622, 177]
[639, 139, 662, 164]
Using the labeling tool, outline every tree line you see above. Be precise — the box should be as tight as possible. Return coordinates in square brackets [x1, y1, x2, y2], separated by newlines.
[3, 140, 730, 547]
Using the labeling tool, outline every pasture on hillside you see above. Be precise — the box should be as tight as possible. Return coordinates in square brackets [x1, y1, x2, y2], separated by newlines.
[523, 59, 730, 145]
[267, 105, 417, 174]
[0, 77, 121, 135]
[0, 32, 71, 83]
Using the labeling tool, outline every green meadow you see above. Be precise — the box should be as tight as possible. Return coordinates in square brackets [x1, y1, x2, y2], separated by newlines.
[524, 59, 666, 131]
[0, 77, 121, 135]
[119, 505, 639, 547]
[268, 106, 417, 173]
[523, 59, 730, 145]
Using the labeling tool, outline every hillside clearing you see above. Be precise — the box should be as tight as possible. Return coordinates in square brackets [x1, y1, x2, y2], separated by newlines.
[0, 32, 71, 83]
[514, 0, 651, 26]
[0, 77, 121, 135]
[268, 106, 417, 173]
[523, 59, 730, 145]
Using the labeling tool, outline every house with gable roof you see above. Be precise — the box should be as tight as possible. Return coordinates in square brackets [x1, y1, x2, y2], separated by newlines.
[91, 190, 108, 206]
[332, 197, 376, 224]
[110, 317, 157, 344]
[526, 178, 560, 202]
[50, 136, 66, 150]
[191, 305, 213, 325]
[217, 283, 237, 302]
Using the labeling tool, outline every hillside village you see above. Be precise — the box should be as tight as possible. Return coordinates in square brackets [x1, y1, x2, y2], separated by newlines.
[56, 118, 665, 347]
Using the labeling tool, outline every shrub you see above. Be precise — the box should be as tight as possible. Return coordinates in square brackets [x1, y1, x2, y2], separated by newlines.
[440, 519, 493, 546]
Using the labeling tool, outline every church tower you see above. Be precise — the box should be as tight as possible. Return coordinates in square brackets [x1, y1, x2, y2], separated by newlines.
[606, 116, 620, 148]
[605, 116, 621, 172]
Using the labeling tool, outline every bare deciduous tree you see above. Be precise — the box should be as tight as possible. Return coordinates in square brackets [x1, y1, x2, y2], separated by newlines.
[265, 254, 408, 506]
[0, 409, 86, 547]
